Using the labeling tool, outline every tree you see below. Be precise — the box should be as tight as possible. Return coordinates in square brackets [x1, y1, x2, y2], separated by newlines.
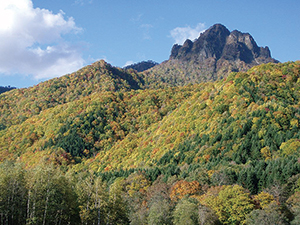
[124, 173, 151, 225]
[26, 164, 80, 225]
[107, 178, 129, 225]
[148, 199, 172, 225]
[246, 202, 289, 225]
[173, 198, 198, 225]
[205, 185, 254, 225]
[198, 204, 220, 225]
[291, 207, 300, 225]
[76, 172, 108, 225]
[287, 191, 300, 225]
[253, 191, 275, 209]
[0, 161, 27, 225]
[170, 180, 201, 201]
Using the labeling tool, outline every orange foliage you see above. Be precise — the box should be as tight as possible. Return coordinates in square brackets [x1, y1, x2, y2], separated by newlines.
[170, 180, 201, 201]
[151, 148, 159, 156]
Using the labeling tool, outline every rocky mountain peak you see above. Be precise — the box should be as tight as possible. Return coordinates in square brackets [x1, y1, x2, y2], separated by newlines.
[170, 23, 278, 66]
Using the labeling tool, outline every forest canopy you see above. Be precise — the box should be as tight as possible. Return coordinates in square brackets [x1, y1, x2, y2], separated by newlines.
[0, 61, 300, 224]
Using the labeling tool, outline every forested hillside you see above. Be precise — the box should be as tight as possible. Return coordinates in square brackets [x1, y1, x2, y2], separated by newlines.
[0, 86, 15, 94]
[0, 61, 300, 224]
[0, 60, 144, 130]
[124, 60, 158, 72]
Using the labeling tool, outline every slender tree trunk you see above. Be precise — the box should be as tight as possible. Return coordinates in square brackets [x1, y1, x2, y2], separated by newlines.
[42, 188, 50, 225]
[85, 201, 89, 225]
[32, 198, 36, 221]
[58, 209, 62, 225]
[97, 198, 101, 225]
[95, 184, 101, 225]
[27, 189, 31, 221]
[11, 184, 14, 224]
[7, 188, 10, 225]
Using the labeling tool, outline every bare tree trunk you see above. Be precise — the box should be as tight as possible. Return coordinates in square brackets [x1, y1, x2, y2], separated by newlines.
[42, 189, 50, 225]
[85, 201, 89, 225]
[11, 181, 14, 223]
[58, 209, 62, 225]
[97, 198, 101, 225]
[32, 198, 36, 221]
[27, 189, 31, 221]
[95, 183, 101, 225]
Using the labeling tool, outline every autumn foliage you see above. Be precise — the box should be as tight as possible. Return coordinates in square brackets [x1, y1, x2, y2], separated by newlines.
[0, 61, 300, 224]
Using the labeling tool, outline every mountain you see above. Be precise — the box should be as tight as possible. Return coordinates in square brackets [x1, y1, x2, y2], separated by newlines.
[1, 61, 299, 175]
[170, 24, 276, 65]
[1, 61, 300, 224]
[123, 60, 158, 72]
[144, 24, 278, 87]
[90, 62, 300, 172]
[0, 23, 300, 225]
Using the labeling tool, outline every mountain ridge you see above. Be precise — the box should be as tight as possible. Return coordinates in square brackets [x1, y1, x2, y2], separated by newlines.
[144, 24, 279, 87]
[123, 60, 158, 72]
[0, 60, 144, 130]
[170, 24, 277, 65]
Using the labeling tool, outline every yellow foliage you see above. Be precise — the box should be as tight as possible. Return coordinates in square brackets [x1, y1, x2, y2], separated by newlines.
[253, 191, 275, 209]
[126, 173, 150, 197]
[260, 146, 271, 161]
[203, 185, 254, 225]
[290, 118, 299, 127]
[280, 139, 300, 157]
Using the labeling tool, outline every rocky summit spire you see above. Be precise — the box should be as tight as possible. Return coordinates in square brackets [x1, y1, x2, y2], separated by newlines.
[170, 23, 278, 66]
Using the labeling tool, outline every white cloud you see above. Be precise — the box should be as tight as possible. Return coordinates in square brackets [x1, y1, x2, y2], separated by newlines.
[0, 0, 85, 79]
[170, 23, 206, 45]
[140, 24, 153, 40]
[74, 0, 93, 6]
[130, 13, 143, 23]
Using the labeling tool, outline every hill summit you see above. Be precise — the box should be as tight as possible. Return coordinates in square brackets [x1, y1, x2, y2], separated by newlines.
[170, 24, 277, 65]
[145, 24, 278, 86]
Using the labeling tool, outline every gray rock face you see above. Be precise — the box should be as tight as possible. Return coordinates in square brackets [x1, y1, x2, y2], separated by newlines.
[145, 24, 279, 88]
[170, 24, 278, 66]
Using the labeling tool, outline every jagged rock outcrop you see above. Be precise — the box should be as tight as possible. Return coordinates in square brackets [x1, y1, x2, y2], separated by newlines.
[170, 24, 278, 66]
[144, 24, 279, 88]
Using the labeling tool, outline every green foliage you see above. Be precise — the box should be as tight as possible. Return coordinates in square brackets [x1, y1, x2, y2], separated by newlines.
[246, 202, 289, 225]
[148, 199, 172, 225]
[173, 198, 199, 225]
[0, 162, 27, 225]
[0, 161, 80, 225]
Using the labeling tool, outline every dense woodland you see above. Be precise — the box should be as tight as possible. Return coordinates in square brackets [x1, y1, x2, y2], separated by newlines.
[123, 60, 158, 72]
[0, 86, 15, 95]
[0, 61, 300, 224]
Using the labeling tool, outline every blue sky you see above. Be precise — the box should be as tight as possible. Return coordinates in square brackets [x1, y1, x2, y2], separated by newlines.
[0, 0, 299, 88]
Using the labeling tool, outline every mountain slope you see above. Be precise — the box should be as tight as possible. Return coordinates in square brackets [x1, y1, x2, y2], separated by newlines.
[0, 61, 300, 225]
[1, 61, 299, 170]
[0, 85, 197, 165]
[90, 62, 300, 173]
[0, 60, 144, 130]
